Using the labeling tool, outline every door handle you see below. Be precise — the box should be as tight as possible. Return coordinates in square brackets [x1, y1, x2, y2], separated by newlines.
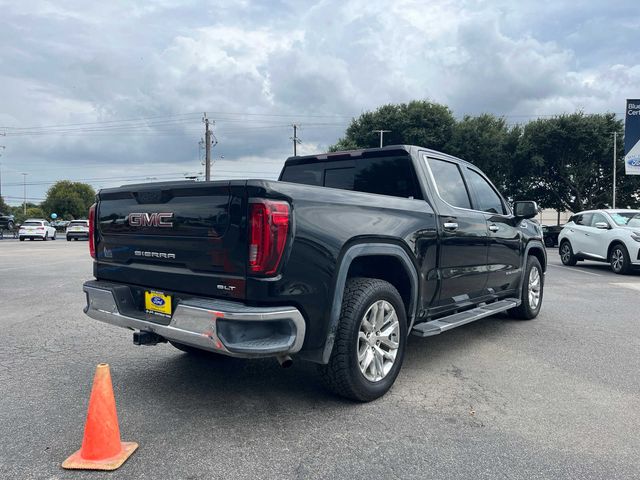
[443, 222, 459, 231]
[488, 224, 499, 232]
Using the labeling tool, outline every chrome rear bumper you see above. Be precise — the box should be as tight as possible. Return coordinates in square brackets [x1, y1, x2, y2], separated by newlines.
[83, 280, 306, 358]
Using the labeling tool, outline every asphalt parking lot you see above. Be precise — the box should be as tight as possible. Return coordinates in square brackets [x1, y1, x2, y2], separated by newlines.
[1, 239, 639, 479]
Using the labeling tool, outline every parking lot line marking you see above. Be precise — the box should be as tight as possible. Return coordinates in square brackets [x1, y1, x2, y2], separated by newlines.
[611, 283, 640, 292]
[548, 264, 603, 277]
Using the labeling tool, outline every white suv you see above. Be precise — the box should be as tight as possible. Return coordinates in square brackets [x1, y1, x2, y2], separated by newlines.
[18, 219, 57, 241]
[558, 209, 640, 274]
[66, 219, 89, 241]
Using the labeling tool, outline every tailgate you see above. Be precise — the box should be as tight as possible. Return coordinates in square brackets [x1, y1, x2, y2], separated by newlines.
[95, 181, 247, 299]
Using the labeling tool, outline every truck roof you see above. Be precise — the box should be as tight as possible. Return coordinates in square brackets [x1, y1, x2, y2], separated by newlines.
[284, 144, 472, 168]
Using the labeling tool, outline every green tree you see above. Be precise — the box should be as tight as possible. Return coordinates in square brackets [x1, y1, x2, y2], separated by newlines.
[0, 195, 10, 213]
[515, 112, 639, 211]
[42, 181, 95, 219]
[447, 114, 521, 196]
[331, 101, 456, 152]
[25, 207, 45, 219]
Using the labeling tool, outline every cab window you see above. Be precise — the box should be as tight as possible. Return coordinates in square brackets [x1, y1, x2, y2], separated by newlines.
[465, 168, 506, 214]
[426, 158, 471, 209]
[590, 213, 608, 228]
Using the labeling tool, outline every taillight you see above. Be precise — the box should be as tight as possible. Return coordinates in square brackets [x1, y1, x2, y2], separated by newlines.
[248, 199, 290, 275]
[89, 203, 96, 259]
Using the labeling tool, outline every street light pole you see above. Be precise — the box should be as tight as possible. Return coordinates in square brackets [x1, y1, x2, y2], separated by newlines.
[372, 130, 391, 148]
[22, 173, 28, 214]
[613, 131, 617, 209]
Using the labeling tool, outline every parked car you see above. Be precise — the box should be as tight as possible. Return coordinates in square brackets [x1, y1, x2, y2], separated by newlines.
[0, 211, 15, 231]
[66, 220, 89, 241]
[81, 145, 546, 401]
[542, 224, 564, 247]
[18, 219, 57, 241]
[558, 209, 640, 274]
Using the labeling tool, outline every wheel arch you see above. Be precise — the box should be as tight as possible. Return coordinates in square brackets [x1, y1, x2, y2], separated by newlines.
[526, 242, 547, 272]
[607, 239, 627, 259]
[321, 242, 419, 364]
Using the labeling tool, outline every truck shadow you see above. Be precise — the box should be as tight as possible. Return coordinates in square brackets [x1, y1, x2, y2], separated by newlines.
[118, 315, 517, 414]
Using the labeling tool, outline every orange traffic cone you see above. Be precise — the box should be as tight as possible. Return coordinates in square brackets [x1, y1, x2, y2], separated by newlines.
[62, 363, 138, 470]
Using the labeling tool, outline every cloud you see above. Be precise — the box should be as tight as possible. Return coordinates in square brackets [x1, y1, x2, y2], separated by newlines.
[0, 0, 638, 203]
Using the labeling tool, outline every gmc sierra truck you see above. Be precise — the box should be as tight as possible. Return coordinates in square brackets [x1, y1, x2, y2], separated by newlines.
[83, 145, 546, 401]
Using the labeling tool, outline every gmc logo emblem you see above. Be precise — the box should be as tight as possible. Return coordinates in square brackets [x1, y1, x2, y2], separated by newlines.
[128, 212, 174, 227]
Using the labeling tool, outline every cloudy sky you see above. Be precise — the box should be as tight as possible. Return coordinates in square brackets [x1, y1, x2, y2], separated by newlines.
[0, 0, 638, 205]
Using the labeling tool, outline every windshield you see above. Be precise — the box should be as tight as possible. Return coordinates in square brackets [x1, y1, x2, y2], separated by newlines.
[609, 212, 640, 227]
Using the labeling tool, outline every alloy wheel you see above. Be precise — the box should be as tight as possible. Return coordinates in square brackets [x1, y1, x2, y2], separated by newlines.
[357, 300, 400, 382]
[560, 244, 571, 263]
[611, 248, 624, 273]
[528, 266, 541, 310]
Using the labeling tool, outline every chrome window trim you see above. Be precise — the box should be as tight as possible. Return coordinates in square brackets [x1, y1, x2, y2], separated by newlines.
[422, 153, 511, 216]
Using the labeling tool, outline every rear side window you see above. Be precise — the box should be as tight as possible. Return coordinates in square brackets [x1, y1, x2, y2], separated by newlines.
[465, 168, 506, 214]
[573, 213, 593, 226]
[427, 158, 471, 209]
[280, 155, 422, 199]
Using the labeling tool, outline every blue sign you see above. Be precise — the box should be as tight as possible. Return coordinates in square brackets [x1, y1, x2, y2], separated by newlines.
[624, 99, 640, 175]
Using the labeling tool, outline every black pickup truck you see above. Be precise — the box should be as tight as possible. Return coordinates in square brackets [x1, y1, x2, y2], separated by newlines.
[83, 145, 546, 401]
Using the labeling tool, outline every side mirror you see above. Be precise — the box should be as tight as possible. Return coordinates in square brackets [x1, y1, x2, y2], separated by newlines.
[514, 201, 538, 219]
[594, 222, 609, 230]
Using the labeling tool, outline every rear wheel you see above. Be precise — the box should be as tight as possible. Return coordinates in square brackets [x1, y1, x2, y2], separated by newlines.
[544, 236, 555, 248]
[318, 277, 407, 402]
[559, 240, 577, 266]
[19, 237, 24, 242]
[609, 243, 631, 275]
[43, 233, 48, 241]
[509, 256, 544, 320]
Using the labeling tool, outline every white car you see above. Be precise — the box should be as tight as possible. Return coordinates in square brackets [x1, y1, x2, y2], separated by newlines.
[18, 219, 57, 241]
[66, 219, 89, 241]
[558, 209, 640, 274]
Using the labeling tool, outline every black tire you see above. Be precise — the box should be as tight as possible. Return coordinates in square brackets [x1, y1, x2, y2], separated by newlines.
[318, 277, 407, 402]
[52, 232, 56, 240]
[7, 221, 14, 231]
[559, 240, 577, 266]
[509, 256, 544, 320]
[19, 237, 24, 242]
[544, 236, 555, 248]
[43, 233, 48, 241]
[66, 237, 71, 241]
[609, 243, 631, 275]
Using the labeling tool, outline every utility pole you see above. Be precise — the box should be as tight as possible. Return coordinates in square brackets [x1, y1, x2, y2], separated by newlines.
[203, 113, 212, 181]
[372, 129, 391, 148]
[21, 173, 27, 215]
[291, 124, 301, 156]
[612, 131, 617, 209]
[0, 145, 5, 199]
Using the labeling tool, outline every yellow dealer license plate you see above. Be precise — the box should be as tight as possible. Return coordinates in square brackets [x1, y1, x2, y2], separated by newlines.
[145, 291, 172, 317]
